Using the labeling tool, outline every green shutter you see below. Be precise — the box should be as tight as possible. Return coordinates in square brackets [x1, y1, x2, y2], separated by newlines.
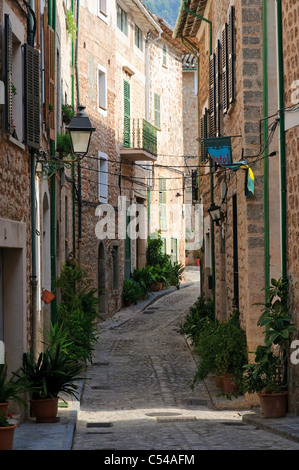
[215, 40, 222, 137]
[4, 14, 13, 133]
[209, 53, 216, 137]
[159, 178, 167, 230]
[125, 211, 131, 279]
[124, 80, 130, 148]
[228, 6, 236, 105]
[222, 23, 228, 114]
[24, 44, 40, 149]
[161, 237, 167, 254]
[154, 93, 161, 128]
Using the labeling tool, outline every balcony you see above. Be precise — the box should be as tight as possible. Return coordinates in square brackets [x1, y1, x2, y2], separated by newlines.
[119, 118, 158, 162]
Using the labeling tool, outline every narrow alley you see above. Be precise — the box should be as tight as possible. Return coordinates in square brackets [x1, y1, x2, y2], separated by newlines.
[71, 269, 299, 451]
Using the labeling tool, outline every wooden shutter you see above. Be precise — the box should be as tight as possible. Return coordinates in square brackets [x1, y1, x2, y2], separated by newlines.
[200, 109, 208, 163]
[24, 44, 41, 149]
[222, 23, 228, 114]
[209, 53, 216, 137]
[44, 16, 55, 141]
[48, 25, 55, 141]
[215, 40, 222, 137]
[154, 93, 161, 128]
[4, 14, 13, 133]
[123, 80, 131, 147]
[228, 6, 236, 105]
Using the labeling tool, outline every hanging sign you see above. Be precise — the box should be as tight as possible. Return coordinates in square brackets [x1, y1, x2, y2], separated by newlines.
[204, 137, 232, 166]
[225, 161, 255, 197]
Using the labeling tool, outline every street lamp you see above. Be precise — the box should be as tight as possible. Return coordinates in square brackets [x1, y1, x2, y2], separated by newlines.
[66, 105, 95, 158]
[208, 202, 222, 226]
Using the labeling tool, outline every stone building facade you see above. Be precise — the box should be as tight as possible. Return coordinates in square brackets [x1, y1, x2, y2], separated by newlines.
[281, 0, 299, 413]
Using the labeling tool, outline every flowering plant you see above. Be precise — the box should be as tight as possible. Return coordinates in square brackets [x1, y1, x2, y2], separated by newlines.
[0, 411, 13, 427]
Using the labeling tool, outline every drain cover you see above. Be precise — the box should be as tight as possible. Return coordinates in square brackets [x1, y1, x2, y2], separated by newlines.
[146, 412, 182, 417]
[87, 422, 113, 428]
[156, 416, 197, 423]
[91, 386, 111, 390]
[92, 362, 110, 366]
[221, 422, 246, 426]
[186, 399, 208, 406]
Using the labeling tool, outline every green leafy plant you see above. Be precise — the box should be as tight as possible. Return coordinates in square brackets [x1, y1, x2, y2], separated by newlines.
[55, 259, 100, 363]
[0, 361, 27, 406]
[61, 104, 75, 125]
[16, 346, 83, 401]
[122, 279, 144, 305]
[243, 278, 297, 395]
[179, 294, 213, 342]
[131, 266, 156, 295]
[65, 9, 77, 40]
[56, 133, 73, 157]
[191, 310, 247, 394]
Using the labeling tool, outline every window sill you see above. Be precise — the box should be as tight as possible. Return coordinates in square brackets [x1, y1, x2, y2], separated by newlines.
[8, 135, 25, 151]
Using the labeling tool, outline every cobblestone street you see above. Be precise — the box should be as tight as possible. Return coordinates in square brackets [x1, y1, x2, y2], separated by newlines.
[72, 270, 299, 451]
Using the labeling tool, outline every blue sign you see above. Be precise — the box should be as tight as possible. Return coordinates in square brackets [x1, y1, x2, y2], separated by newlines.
[204, 137, 232, 166]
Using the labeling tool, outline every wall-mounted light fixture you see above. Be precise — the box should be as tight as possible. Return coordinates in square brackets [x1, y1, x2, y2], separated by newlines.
[208, 202, 224, 226]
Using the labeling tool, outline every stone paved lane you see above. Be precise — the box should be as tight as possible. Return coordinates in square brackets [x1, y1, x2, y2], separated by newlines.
[72, 277, 299, 451]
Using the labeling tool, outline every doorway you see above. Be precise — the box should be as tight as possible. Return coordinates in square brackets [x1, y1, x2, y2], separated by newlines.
[232, 194, 239, 308]
[98, 242, 106, 313]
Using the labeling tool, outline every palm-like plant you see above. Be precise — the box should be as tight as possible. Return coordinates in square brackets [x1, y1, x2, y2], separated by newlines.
[0, 361, 27, 406]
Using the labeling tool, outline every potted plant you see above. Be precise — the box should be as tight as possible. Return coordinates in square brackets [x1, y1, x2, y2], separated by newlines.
[243, 278, 297, 418]
[0, 361, 27, 413]
[61, 104, 75, 125]
[0, 410, 16, 450]
[122, 279, 143, 306]
[15, 346, 83, 423]
[215, 313, 248, 395]
[195, 249, 202, 267]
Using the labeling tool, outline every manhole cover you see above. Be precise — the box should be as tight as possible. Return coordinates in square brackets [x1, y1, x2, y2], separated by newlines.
[86, 422, 113, 428]
[146, 412, 182, 417]
[186, 399, 208, 406]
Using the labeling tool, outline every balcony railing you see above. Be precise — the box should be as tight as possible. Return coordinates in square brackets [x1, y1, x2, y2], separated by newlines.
[120, 118, 158, 161]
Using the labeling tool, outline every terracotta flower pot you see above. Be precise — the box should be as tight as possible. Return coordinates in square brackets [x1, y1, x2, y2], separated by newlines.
[259, 391, 288, 418]
[0, 425, 16, 450]
[220, 373, 239, 394]
[150, 282, 161, 292]
[0, 403, 9, 413]
[30, 397, 60, 423]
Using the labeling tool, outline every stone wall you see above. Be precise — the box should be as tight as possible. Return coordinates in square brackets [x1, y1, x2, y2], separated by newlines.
[195, 0, 266, 351]
[281, 0, 299, 414]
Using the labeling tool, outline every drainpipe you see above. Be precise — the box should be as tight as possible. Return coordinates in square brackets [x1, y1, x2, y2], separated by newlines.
[49, 0, 57, 324]
[28, 0, 38, 356]
[71, 0, 76, 257]
[75, 0, 82, 265]
[182, 0, 215, 316]
[263, 0, 270, 301]
[276, 0, 287, 282]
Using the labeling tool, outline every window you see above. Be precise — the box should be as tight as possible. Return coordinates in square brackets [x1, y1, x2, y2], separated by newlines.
[97, 65, 107, 114]
[98, 151, 108, 203]
[159, 178, 167, 231]
[98, 0, 108, 16]
[154, 93, 161, 129]
[162, 44, 167, 67]
[117, 5, 128, 35]
[135, 25, 143, 51]
[171, 238, 178, 264]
